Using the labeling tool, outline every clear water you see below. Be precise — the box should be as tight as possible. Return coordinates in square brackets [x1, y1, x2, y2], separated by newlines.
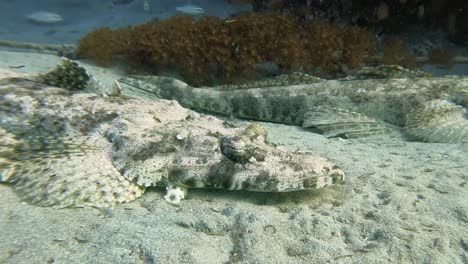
[0, 0, 245, 43]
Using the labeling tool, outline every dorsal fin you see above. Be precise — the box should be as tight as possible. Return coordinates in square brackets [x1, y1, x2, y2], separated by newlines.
[303, 107, 391, 139]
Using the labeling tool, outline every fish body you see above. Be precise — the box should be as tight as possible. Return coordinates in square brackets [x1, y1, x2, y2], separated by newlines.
[119, 71, 468, 143]
[0, 62, 344, 208]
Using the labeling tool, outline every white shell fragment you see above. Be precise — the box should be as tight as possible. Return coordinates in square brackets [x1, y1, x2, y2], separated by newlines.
[175, 129, 189, 141]
[164, 185, 188, 206]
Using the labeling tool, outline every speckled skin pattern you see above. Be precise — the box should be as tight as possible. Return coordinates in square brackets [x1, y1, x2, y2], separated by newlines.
[0, 69, 344, 208]
[119, 68, 467, 143]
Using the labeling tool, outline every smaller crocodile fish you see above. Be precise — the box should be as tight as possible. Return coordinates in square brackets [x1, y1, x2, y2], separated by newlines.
[119, 66, 468, 143]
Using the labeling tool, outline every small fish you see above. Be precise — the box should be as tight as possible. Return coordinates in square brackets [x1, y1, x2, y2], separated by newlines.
[111, 0, 135, 4]
[26, 11, 64, 24]
[175, 4, 205, 16]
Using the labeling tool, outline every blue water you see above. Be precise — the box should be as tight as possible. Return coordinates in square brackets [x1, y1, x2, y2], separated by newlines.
[0, 0, 249, 43]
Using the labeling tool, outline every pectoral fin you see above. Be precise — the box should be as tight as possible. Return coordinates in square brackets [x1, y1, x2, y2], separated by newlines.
[1, 134, 144, 208]
[303, 107, 390, 139]
[404, 100, 468, 143]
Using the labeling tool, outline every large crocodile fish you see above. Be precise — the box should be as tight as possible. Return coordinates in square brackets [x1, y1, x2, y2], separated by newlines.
[119, 67, 468, 143]
[0, 60, 344, 208]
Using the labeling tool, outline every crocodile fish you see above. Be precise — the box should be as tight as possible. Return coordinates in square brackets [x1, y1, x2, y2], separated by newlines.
[0, 61, 344, 208]
[119, 66, 468, 143]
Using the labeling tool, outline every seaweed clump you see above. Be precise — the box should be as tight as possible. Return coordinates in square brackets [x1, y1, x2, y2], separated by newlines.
[77, 14, 373, 85]
[380, 36, 417, 69]
[77, 27, 131, 66]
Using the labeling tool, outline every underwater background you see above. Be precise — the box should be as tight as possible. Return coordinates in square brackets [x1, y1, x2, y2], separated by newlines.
[0, 0, 244, 43]
[0, 1, 467, 263]
[1, 0, 468, 81]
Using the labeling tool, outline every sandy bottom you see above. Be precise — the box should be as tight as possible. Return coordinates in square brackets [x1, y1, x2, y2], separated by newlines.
[0, 50, 467, 264]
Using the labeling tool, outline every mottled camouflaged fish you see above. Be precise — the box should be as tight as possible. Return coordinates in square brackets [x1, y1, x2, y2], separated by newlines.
[119, 66, 468, 143]
[0, 61, 344, 208]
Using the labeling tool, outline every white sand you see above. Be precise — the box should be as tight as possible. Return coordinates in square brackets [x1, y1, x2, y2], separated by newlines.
[0, 50, 467, 263]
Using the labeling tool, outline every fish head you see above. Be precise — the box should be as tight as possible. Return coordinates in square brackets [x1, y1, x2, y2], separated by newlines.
[106, 114, 345, 193]
[166, 123, 346, 192]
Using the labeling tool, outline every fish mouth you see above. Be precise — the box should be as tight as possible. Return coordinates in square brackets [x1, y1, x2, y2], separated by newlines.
[305, 165, 345, 188]
[218, 127, 346, 193]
